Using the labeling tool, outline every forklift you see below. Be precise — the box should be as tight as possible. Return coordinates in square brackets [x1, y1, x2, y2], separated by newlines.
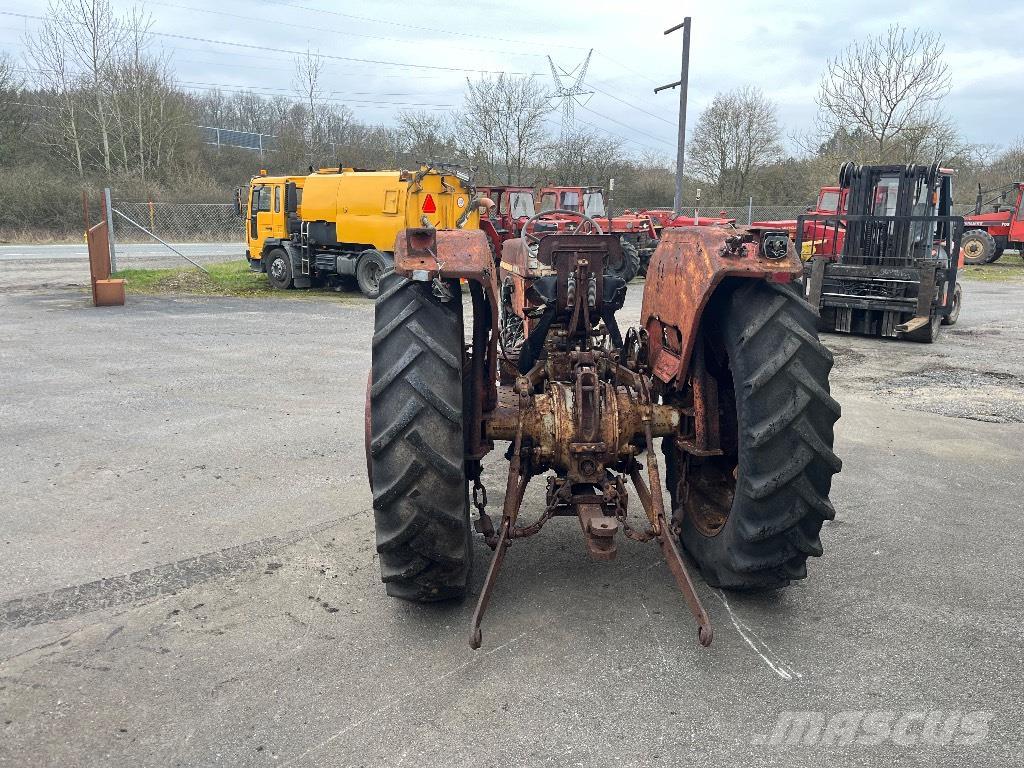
[800, 162, 964, 343]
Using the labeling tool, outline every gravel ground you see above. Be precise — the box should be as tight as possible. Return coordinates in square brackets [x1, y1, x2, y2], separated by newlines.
[0, 278, 1022, 767]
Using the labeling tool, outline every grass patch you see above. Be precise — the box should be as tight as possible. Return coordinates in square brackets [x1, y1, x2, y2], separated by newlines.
[113, 259, 365, 300]
[959, 257, 1024, 283]
[114, 260, 273, 297]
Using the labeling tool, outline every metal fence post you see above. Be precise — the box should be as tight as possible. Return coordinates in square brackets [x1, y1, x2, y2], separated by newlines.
[104, 188, 117, 273]
[748, 197, 753, 225]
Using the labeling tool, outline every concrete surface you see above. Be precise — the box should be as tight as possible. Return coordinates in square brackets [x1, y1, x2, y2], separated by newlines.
[1, 279, 1022, 767]
[0, 242, 241, 292]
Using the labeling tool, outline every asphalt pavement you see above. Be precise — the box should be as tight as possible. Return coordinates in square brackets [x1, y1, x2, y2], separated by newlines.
[0, 278, 1022, 767]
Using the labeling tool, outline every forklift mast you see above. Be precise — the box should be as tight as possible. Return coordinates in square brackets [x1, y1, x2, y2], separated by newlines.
[798, 162, 963, 343]
[840, 163, 955, 265]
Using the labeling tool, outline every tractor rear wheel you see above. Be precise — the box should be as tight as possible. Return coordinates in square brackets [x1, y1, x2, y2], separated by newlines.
[609, 239, 641, 283]
[664, 280, 842, 590]
[961, 230, 996, 265]
[368, 272, 472, 601]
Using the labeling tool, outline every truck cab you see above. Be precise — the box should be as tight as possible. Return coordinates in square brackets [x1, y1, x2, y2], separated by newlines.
[241, 172, 305, 271]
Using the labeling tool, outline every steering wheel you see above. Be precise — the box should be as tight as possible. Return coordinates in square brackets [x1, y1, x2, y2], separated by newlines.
[521, 209, 603, 244]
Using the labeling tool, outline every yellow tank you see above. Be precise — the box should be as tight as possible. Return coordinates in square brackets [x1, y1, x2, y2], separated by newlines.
[300, 167, 478, 248]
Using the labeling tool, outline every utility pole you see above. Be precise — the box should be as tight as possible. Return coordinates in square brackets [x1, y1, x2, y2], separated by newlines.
[655, 18, 691, 215]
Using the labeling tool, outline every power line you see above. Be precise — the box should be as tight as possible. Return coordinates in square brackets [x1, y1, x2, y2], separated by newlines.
[594, 50, 662, 87]
[541, 116, 669, 157]
[149, 30, 542, 76]
[4, 7, 682, 147]
[584, 81, 676, 127]
[575, 103, 676, 148]
[0, 10, 542, 76]
[278, 4, 592, 51]
[143, 1, 548, 60]
[176, 81, 453, 108]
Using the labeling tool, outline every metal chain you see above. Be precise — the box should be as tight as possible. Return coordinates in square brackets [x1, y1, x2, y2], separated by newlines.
[472, 476, 496, 545]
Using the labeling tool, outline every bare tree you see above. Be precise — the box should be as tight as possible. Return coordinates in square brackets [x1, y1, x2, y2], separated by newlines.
[293, 49, 324, 162]
[0, 54, 28, 165]
[23, 11, 87, 176]
[689, 86, 783, 203]
[817, 25, 952, 162]
[457, 73, 551, 184]
[542, 127, 623, 187]
[61, 0, 124, 174]
[396, 109, 455, 164]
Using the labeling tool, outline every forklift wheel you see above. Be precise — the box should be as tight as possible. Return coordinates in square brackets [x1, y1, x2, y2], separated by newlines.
[941, 283, 962, 326]
[903, 312, 942, 343]
[266, 248, 293, 290]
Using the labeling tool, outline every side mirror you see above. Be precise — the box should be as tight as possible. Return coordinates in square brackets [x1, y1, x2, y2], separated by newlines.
[285, 182, 298, 214]
[233, 188, 243, 217]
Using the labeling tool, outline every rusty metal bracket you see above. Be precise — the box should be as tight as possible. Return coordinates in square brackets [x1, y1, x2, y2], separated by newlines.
[635, 380, 713, 647]
[469, 387, 531, 650]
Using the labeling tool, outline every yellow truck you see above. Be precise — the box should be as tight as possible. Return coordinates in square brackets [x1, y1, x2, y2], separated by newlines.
[240, 164, 480, 298]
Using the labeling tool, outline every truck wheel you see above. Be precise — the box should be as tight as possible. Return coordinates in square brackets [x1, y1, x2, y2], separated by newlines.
[357, 250, 393, 299]
[960, 230, 996, 265]
[941, 282, 962, 326]
[609, 239, 641, 283]
[368, 272, 471, 601]
[266, 248, 293, 289]
[664, 280, 842, 590]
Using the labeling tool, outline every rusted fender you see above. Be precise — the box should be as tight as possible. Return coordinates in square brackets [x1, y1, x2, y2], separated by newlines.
[393, 227, 497, 291]
[640, 226, 800, 389]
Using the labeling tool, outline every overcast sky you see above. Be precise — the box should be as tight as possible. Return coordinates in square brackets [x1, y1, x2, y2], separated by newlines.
[3, 0, 1022, 159]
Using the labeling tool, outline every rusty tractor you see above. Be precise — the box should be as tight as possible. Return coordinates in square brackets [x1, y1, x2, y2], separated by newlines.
[366, 214, 842, 648]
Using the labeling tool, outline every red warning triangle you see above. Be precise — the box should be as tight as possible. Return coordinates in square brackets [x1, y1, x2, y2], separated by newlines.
[422, 194, 437, 214]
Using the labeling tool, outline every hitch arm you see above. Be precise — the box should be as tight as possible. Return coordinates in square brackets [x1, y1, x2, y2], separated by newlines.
[469, 381, 531, 650]
[632, 385, 714, 647]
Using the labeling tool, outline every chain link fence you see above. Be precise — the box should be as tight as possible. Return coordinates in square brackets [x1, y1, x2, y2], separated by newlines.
[698, 205, 810, 224]
[109, 200, 244, 270]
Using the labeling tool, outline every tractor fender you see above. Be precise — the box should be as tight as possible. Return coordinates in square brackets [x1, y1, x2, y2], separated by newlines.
[393, 228, 499, 298]
[640, 226, 801, 390]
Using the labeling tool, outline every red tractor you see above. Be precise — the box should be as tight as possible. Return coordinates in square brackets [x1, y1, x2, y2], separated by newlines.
[960, 182, 1024, 264]
[752, 186, 849, 259]
[538, 186, 657, 281]
[476, 186, 537, 250]
[366, 214, 840, 649]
